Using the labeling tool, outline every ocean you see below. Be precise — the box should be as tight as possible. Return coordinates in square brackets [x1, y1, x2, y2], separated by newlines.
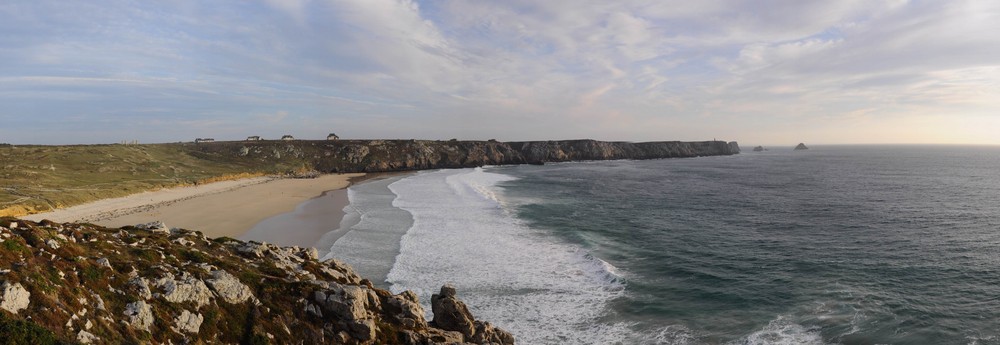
[322, 145, 1000, 345]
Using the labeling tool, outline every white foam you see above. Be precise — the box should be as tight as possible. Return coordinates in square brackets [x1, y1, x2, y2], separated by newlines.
[386, 168, 633, 344]
[729, 316, 824, 345]
[323, 175, 414, 286]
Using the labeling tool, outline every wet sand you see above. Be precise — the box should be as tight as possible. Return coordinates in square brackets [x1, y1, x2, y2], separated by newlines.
[241, 171, 414, 249]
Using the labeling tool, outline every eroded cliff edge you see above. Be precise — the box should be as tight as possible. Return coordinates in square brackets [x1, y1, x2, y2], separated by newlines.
[193, 139, 741, 173]
[0, 218, 513, 344]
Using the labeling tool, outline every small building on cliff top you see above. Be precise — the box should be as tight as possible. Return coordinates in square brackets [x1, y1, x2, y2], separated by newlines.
[194, 138, 215, 143]
[246, 136, 261, 141]
[327, 133, 340, 140]
[281, 135, 295, 141]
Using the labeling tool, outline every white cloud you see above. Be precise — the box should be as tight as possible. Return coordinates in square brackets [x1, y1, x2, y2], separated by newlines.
[0, 0, 998, 144]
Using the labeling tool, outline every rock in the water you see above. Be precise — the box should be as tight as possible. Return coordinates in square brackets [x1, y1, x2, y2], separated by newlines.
[0, 281, 30, 314]
[123, 301, 155, 331]
[794, 143, 809, 150]
[753, 145, 765, 152]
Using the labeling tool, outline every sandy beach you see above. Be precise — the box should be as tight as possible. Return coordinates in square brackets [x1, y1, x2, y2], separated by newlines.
[24, 173, 364, 240]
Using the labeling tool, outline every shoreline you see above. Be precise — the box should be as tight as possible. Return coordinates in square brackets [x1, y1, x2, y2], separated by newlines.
[242, 171, 416, 251]
[24, 173, 364, 239]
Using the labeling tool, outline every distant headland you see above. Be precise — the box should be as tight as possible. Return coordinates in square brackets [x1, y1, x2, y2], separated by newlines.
[0, 139, 739, 217]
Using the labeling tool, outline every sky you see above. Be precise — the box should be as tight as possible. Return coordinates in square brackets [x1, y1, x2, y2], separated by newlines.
[1, 0, 998, 146]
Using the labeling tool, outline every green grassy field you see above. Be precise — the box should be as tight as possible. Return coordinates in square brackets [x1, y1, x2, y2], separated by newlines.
[0, 143, 308, 216]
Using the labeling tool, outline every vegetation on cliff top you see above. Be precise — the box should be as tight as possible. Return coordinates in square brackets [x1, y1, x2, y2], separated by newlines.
[0, 217, 513, 344]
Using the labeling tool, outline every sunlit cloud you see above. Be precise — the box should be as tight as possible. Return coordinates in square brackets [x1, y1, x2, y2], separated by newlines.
[0, 0, 997, 145]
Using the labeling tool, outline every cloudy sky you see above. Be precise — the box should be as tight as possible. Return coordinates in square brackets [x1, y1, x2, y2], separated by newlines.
[1, 0, 998, 145]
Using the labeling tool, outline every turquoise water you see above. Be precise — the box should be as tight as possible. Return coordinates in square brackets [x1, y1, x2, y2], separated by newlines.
[330, 145, 1000, 344]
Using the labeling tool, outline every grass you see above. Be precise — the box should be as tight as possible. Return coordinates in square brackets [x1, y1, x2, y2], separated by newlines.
[0, 143, 276, 216]
[0, 312, 65, 345]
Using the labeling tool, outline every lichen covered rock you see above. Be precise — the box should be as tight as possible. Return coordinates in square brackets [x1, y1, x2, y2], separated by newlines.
[0, 217, 515, 344]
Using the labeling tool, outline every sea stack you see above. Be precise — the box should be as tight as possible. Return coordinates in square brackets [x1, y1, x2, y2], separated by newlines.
[753, 146, 764, 152]
[794, 143, 809, 150]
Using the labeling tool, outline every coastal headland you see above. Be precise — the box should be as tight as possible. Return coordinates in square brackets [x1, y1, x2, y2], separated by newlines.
[1, 139, 740, 218]
[0, 138, 739, 343]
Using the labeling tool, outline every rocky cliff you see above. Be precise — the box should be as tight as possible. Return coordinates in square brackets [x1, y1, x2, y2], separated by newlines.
[187, 139, 740, 174]
[0, 218, 513, 345]
[1, 139, 738, 218]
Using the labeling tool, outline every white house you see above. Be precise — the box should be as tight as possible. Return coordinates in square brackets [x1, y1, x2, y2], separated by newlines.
[281, 135, 295, 141]
[327, 133, 340, 140]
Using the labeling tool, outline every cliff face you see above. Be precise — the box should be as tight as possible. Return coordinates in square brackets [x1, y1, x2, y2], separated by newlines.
[0, 218, 513, 345]
[187, 139, 740, 174]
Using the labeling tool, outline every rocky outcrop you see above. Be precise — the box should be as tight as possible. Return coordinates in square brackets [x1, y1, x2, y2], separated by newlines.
[794, 143, 809, 150]
[0, 217, 514, 344]
[432, 285, 515, 345]
[185, 139, 740, 174]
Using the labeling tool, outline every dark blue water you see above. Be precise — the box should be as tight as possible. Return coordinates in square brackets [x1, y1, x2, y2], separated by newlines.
[492, 145, 1000, 344]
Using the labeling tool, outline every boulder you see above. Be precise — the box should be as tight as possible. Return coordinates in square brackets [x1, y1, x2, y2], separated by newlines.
[173, 310, 203, 334]
[794, 143, 809, 150]
[135, 221, 170, 234]
[123, 301, 155, 331]
[155, 274, 214, 307]
[473, 321, 516, 345]
[430, 285, 515, 345]
[0, 281, 30, 314]
[206, 270, 257, 304]
[386, 290, 426, 326]
[430, 284, 476, 339]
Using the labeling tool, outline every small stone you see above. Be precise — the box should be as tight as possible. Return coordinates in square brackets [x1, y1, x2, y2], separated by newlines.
[46, 239, 60, 249]
[96, 258, 113, 269]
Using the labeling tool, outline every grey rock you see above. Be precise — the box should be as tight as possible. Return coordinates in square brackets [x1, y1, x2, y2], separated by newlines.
[206, 270, 258, 304]
[123, 301, 154, 331]
[135, 221, 170, 234]
[129, 277, 153, 300]
[155, 274, 214, 307]
[431, 285, 476, 339]
[0, 281, 30, 314]
[173, 310, 203, 334]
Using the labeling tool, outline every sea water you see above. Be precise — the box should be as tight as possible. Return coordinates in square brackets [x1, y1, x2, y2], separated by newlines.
[326, 145, 1000, 344]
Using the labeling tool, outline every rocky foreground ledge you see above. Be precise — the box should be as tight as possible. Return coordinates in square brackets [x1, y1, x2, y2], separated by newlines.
[0, 217, 513, 344]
